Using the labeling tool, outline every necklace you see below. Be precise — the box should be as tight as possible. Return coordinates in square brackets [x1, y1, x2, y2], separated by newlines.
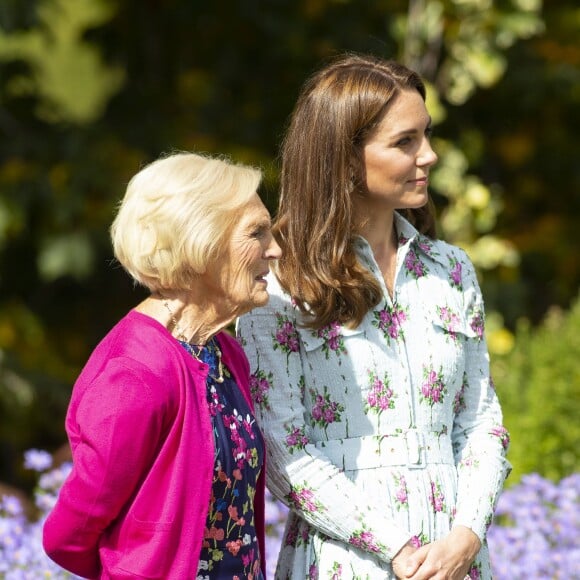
[162, 298, 190, 342]
[182, 340, 225, 384]
[161, 298, 224, 383]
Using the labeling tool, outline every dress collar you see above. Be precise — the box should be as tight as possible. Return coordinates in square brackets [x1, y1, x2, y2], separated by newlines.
[354, 211, 447, 268]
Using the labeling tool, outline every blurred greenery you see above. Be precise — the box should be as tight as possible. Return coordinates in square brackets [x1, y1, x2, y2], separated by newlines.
[0, 0, 578, 492]
[492, 293, 580, 484]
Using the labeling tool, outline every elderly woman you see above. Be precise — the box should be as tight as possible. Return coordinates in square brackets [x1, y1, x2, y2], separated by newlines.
[43, 151, 281, 579]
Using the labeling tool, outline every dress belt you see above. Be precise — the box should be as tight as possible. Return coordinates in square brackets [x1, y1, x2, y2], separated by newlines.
[314, 429, 455, 471]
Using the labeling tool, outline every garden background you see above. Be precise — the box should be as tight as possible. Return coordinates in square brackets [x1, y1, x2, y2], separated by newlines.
[0, 0, 578, 578]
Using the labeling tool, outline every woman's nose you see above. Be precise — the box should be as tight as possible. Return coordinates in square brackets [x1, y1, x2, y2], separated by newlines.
[266, 236, 282, 259]
[418, 140, 438, 167]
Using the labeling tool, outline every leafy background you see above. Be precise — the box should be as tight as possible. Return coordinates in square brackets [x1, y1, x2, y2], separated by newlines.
[0, 0, 578, 502]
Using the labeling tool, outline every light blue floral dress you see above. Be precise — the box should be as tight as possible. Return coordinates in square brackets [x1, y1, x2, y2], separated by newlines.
[237, 213, 511, 580]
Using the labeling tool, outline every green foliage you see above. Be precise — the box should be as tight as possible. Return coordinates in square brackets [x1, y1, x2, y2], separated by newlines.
[430, 138, 520, 273]
[391, 0, 544, 103]
[0, 0, 577, 495]
[493, 293, 580, 484]
[0, 0, 124, 124]
[392, 0, 544, 276]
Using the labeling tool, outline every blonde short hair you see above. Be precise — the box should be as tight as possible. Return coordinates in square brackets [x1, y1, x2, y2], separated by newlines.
[111, 151, 261, 291]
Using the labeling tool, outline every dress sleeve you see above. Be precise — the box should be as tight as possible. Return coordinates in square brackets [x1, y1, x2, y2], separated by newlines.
[237, 285, 412, 562]
[451, 251, 512, 542]
[43, 360, 167, 578]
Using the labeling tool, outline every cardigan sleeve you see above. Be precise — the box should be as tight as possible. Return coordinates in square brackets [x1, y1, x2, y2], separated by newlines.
[450, 250, 512, 542]
[43, 359, 168, 579]
[237, 284, 412, 563]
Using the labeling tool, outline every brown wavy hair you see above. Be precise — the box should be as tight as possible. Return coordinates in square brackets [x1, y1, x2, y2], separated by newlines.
[275, 53, 436, 329]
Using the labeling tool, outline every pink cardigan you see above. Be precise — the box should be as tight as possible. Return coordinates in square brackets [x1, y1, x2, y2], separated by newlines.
[43, 310, 266, 579]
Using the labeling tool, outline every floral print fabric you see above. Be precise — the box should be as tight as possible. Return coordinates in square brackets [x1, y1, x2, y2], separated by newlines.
[237, 213, 511, 580]
[180, 339, 264, 580]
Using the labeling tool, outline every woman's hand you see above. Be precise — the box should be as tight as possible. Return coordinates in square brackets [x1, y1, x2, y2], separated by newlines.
[395, 526, 481, 580]
[392, 540, 422, 579]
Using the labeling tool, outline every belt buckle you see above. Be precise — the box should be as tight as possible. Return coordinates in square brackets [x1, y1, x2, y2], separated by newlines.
[405, 429, 425, 469]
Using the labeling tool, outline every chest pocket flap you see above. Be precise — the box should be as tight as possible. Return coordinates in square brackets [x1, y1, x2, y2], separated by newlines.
[296, 322, 366, 353]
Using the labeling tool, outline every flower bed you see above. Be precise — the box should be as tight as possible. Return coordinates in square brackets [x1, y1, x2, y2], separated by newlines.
[1, 451, 578, 578]
[486, 472, 580, 579]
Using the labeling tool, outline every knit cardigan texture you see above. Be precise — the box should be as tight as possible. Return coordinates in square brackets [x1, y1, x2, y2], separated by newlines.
[43, 310, 266, 579]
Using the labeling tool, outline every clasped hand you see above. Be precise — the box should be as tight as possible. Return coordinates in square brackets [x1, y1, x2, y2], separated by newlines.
[392, 526, 481, 580]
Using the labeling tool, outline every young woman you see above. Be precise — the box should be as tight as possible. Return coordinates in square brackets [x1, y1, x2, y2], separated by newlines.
[238, 54, 511, 580]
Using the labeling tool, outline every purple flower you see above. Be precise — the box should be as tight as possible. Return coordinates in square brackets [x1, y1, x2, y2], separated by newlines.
[404, 248, 428, 279]
[437, 305, 461, 341]
[429, 479, 446, 513]
[365, 371, 396, 416]
[410, 532, 429, 547]
[323, 407, 336, 422]
[348, 527, 384, 553]
[469, 308, 485, 340]
[273, 314, 300, 354]
[1, 495, 24, 517]
[283, 519, 299, 547]
[263, 489, 289, 577]
[287, 484, 323, 513]
[372, 303, 408, 343]
[466, 562, 482, 579]
[0, 453, 79, 578]
[490, 425, 511, 450]
[316, 321, 346, 359]
[23, 449, 53, 472]
[249, 369, 273, 409]
[488, 473, 580, 579]
[417, 239, 433, 255]
[393, 474, 409, 510]
[285, 425, 309, 453]
[420, 366, 447, 406]
[309, 387, 344, 431]
[449, 257, 463, 290]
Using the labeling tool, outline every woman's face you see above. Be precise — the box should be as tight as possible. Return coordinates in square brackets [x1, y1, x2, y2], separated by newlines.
[202, 193, 282, 315]
[361, 89, 438, 211]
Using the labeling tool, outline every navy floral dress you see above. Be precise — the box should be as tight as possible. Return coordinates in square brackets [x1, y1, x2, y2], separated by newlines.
[179, 338, 264, 580]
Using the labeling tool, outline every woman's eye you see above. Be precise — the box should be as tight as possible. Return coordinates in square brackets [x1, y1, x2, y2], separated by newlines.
[425, 126, 434, 139]
[251, 227, 266, 239]
[396, 137, 412, 147]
